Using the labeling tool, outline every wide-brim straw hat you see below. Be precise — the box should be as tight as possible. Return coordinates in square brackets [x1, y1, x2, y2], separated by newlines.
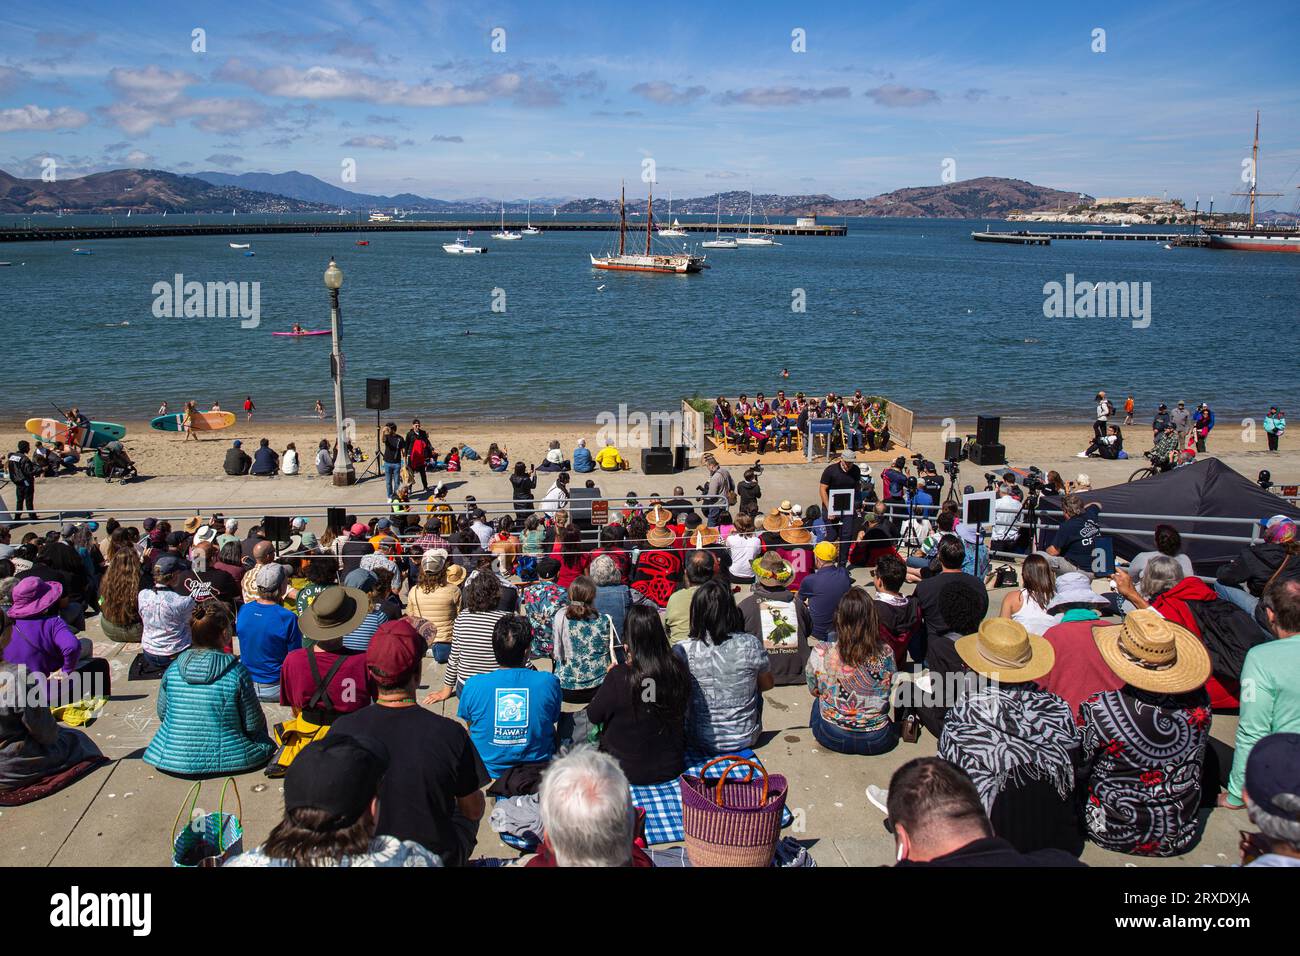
[764, 508, 789, 533]
[299, 586, 372, 642]
[955, 618, 1056, 683]
[1092, 608, 1211, 694]
[646, 525, 676, 549]
[779, 520, 812, 546]
[645, 505, 674, 527]
[684, 526, 719, 549]
[752, 553, 794, 586]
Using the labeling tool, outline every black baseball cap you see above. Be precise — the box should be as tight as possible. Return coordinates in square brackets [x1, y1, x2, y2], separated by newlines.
[1245, 733, 1300, 822]
[536, 557, 561, 579]
[284, 733, 390, 827]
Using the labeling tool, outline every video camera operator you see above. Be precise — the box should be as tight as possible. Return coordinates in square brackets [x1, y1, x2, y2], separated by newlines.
[880, 456, 909, 502]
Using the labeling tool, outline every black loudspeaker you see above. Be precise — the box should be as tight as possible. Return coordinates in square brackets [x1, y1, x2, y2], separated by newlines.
[262, 515, 292, 543]
[673, 445, 689, 473]
[365, 377, 390, 411]
[944, 437, 964, 462]
[969, 442, 1006, 466]
[326, 507, 346, 534]
[976, 415, 1001, 446]
[642, 447, 674, 475]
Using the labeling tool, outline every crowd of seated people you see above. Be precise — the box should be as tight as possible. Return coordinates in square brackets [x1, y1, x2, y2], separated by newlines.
[712, 391, 892, 454]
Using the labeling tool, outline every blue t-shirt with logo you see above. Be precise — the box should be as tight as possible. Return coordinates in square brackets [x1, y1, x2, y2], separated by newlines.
[458, 668, 562, 778]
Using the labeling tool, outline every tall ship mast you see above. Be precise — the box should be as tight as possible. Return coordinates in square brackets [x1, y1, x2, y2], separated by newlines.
[589, 181, 708, 274]
[1202, 112, 1299, 253]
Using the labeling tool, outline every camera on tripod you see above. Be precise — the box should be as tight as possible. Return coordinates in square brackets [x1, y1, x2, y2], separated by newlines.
[1023, 466, 1046, 494]
[943, 458, 961, 479]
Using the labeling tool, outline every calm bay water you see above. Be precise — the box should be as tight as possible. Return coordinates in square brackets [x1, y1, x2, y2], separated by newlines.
[1, 215, 1296, 426]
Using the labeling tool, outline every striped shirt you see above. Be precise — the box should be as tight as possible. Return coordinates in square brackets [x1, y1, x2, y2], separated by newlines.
[342, 610, 389, 652]
[443, 610, 511, 689]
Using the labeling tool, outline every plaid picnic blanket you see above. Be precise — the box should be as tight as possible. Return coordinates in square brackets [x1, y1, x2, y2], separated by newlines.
[633, 750, 794, 847]
[492, 750, 792, 852]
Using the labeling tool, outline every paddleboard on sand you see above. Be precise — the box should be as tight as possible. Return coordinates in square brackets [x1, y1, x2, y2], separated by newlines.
[25, 418, 126, 449]
[271, 330, 330, 337]
[149, 410, 237, 432]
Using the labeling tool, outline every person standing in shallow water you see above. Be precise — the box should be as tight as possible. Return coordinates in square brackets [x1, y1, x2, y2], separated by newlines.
[244, 396, 256, 422]
[315, 399, 325, 420]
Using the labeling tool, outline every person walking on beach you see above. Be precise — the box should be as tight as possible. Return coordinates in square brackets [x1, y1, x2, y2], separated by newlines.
[182, 400, 198, 442]
[314, 399, 325, 420]
[1194, 402, 1215, 453]
[1264, 407, 1286, 452]
[1123, 394, 1134, 425]
[6, 440, 37, 522]
[243, 395, 255, 422]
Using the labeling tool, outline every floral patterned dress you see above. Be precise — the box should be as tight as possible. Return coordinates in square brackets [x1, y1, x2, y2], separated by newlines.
[1080, 686, 1211, 857]
[551, 611, 613, 692]
[520, 581, 567, 657]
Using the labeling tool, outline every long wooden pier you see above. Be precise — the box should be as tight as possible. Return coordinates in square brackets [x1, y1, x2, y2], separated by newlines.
[0, 219, 847, 243]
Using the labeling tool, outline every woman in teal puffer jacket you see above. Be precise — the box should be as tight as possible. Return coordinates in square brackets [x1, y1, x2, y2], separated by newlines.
[144, 602, 274, 777]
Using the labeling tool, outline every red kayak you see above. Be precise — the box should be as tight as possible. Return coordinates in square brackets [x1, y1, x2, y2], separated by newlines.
[355, 240, 369, 246]
[272, 330, 330, 337]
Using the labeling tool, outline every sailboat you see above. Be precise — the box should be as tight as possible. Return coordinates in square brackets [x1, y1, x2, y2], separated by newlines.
[701, 197, 738, 249]
[589, 182, 707, 274]
[522, 200, 542, 235]
[1202, 112, 1300, 253]
[657, 190, 687, 237]
[735, 192, 781, 246]
[492, 202, 522, 240]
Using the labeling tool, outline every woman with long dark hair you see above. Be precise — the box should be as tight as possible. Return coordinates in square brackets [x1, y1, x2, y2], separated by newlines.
[806, 589, 897, 755]
[511, 460, 537, 522]
[552, 524, 590, 590]
[672, 578, 774, 755]
[588, 604, 689, 784]
[998, 553, 1059, 634]
[99, 547, 144, 643]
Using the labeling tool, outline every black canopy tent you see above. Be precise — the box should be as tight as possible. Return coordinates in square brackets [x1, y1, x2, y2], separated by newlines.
[1041, 460, 1300, 575]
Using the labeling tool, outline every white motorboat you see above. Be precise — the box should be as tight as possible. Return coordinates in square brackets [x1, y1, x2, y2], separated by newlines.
[369, 211, 393, 222]
[443, 235, 487, 254]
[229, 242, 251, 249]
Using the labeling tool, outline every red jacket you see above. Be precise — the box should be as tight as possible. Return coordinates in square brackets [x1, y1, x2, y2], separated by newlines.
[1150, 577, 1239, 709]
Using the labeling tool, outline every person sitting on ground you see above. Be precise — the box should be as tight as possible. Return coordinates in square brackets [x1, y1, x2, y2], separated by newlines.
[998, 553, 1061, 635]
[0, 625, 105, 795]
[1125, 523, 1194, 596]
[138, 555, 195, 669]
[1081, 609, 1212, 857]
[593, 439, 626, 472]
[587, 605, 689, 785]
[250, 438, 279, 477]
[939, 618, 1084, 856]
[1037, 572, 1124, 715]
[536, 442, 569, 472]
[674, 578, 774, 756]
[798, 540, 854, 641]
[333, 619, 488, 867]
[2, 576, 109, 696]
[871, 553, 924, 669]
[404, 550, 461, 664]
[914, 535, 990, 649]
[96, 547, 144, 644]
[1078, 424, 1124, 459]
[315, 439, 333, 476]
[1041, 494, 1103, 578]
[1220, 579, 1300, 812]
[459, 616, 561, 779]
[806, 588, 898, 755]
[143, 601, 274, 777]
[550, 575, 614, 704]
[235, 563, 303, 702]
[589, 553, 652, 640]
[571, 438, 595, 473]
[487, 443, 510, 473]
[425, 572, 511, 704]
[1237, 733, 1300, 868]
[590, 523, 632, 584]
[1214, 517, 1299, 619]
[884, 757, 1085, 867]
[282, 442, 300, 476]
[283, 588, 376, 719]
[222, 439, 252, 476]
[520, 557, 567, 658]
[527, 745, 652, 868]
[664, 549, 715, 644]
[226, 732, 441, 867]
[916, 580, 990, 740]
[739, 551, 812, 685]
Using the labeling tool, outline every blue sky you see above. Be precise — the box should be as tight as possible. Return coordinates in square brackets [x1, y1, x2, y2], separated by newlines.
[2, 0, 1298, 207]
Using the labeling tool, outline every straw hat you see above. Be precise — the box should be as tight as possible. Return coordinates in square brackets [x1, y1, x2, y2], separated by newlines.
[752, 551, 794, 586]
[685, 526, 719, 549]
[954, 618, 1055, 683]
[779, 519, 812, 546]
[445, 564, 468, 586]
[1092, 609, 1211, 694]
[763, 508, 789, 533]
[778, 500, 794, 516]
[183, 516, 204, 534]
[646, 525, 676, 549]
[645, 504, 673, 527]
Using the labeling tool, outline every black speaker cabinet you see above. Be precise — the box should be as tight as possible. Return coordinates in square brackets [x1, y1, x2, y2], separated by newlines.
[642, 447, 674, 475]
[262, 515, 292, 543]
[944, 437, 964, 462]
[969, 442, 1006, 466]
[976, 415, 1001, 446]
[673, 445, 689, 473]
[365, 377, 391, 411]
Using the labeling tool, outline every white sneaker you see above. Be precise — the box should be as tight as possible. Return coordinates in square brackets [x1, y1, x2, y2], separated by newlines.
[1076, 451, 1089, 458]
[866, 785, 889, 815]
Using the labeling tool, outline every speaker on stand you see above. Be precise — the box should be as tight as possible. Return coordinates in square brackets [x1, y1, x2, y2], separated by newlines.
[358, 377, 390, 482]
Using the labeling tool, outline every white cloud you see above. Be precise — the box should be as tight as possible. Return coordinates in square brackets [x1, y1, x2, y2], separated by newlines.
[630, 82, 708, 105]
[0, 104, 91, 133]
[715, 86, 851, 106]
[863, 84, 940, 107]
[216, 59, 522, 107]
[341, 134, 399, 150]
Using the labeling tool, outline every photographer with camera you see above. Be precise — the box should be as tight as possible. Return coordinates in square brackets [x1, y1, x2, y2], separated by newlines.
[698, 455, 735, 528]
[880, 456, 908, 503]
